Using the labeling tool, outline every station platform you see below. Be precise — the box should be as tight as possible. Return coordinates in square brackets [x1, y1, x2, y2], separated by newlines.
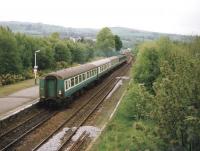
[0, 86, 39, 121]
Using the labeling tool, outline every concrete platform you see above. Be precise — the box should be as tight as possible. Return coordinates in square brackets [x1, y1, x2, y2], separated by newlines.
[0, 86, 39, 121]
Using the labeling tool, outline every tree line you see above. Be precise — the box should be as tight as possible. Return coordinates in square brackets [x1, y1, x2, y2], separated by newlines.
[0, 27, 122, 85]
[125, 37, 200, 150]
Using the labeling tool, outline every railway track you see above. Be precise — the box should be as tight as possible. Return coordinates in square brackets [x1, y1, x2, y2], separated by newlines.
[0, 110, 58, 151]
[0, 60, 131, 151]
[33, 63, 130, 151]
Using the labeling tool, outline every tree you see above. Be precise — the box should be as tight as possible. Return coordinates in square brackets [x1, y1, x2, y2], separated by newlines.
[96, 27, 115, 56]
[54, 41, 71, 63]
[15, 33, 33, 69]
[114, 35, 122, 51]
[0, 27, 22, 75]
[134, 42, 160, 92]
[35, 38, 55, 70]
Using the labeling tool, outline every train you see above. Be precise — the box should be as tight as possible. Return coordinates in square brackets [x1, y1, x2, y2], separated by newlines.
[39, 54, 128, 105]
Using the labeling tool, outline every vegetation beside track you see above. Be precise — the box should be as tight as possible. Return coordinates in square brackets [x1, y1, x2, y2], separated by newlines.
[0, 79, 35, 96]
[91, 37, 200, 151]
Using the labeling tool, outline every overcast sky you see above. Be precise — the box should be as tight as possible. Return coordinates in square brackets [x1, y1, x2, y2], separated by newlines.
[0, 0, 199, 35]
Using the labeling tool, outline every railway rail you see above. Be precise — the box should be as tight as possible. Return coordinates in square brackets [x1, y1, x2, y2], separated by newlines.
[0, 58, 131, 151]
[0, 110, 58, 151]
[33, 62, 130, 151]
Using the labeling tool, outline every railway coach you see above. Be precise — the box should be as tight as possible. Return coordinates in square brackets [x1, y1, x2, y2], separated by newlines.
[39, 55, 127, 104]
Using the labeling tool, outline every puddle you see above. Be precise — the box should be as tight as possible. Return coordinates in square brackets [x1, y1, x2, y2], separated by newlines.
[37, 127, 70, 151]
[72, 126, 101, 141]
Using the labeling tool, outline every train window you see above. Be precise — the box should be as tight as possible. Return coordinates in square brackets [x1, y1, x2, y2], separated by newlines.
[68, 79, 71, 88]
[65, 80, 68, 90]
[90, 70, 92, 76]
[79, 75, 82, 83]
[83, 73, 85, 80]
[87, 71, 89, 78]
[71, 78, 74, 87]
[75, 76, 78, 85]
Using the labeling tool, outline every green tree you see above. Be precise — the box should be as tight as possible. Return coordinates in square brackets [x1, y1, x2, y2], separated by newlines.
[114, 35, 123, 51]
[133, 42, 160, 92]
[35, 38, 55, 70]
[15, 33, 33, 69]
[96, 27, 115, 56]
[0, 27, 22, 75]
[54, 41, 71, 63]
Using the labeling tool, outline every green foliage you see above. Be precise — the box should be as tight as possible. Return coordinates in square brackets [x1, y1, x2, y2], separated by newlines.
[122, 83, 153, 120]
[153, 46, 200, 150]
[114, 35, 123, 51]
[0, 27, 22, 75]
[0, 74, 25, 85]
[96, 27, 115, 56]
[93, 84, 165, 151]
[95, 36, 200, 151]
[55, 61, 69, 70]
[0, 26, 97, 85]
[133, 41, 160, 92]
[54, 41, 71, 63]
[133, 36, 200, 150]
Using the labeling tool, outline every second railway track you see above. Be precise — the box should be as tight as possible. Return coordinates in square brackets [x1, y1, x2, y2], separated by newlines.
[0, 110, 58, 151]
[1, 60, 131, 151]
[33, 63, 130, 151]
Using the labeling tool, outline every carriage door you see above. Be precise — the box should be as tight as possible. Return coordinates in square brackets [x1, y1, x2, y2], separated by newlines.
[46, 76, 57, 97]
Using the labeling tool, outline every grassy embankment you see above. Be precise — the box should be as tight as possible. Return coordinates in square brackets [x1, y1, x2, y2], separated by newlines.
[0, 79, 35, 96]
[91, 37, 200, 151]
[91, 78, 165, 151]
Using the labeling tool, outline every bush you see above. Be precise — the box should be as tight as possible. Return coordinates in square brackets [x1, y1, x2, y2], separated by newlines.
[122, 83, 153, 120]
[56, 61, 69, 70]
[0, 74, 25, 85]
[22, 68, 34, 79]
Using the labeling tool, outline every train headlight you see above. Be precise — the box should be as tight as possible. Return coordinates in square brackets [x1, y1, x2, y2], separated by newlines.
[59, 90, 62, 95]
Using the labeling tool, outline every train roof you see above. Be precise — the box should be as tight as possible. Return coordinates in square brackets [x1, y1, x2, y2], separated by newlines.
[89, 58, 110, 66]
[109, 56, 119, 60]
[46, 55, 122, 79]
[47, 63, 96, 79]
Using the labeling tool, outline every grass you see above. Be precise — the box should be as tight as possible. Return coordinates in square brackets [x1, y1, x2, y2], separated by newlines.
[0, 79, 35, 96]
[90, 87, 165, 151]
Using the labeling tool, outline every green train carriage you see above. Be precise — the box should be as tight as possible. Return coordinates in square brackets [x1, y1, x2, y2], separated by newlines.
[39, 55, 127, 104]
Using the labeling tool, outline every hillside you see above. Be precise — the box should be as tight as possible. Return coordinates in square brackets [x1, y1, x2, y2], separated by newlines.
[0, 21, 191, 47]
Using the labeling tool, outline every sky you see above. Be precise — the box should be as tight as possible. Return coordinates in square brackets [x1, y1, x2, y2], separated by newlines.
[0, 0, 199, 35]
